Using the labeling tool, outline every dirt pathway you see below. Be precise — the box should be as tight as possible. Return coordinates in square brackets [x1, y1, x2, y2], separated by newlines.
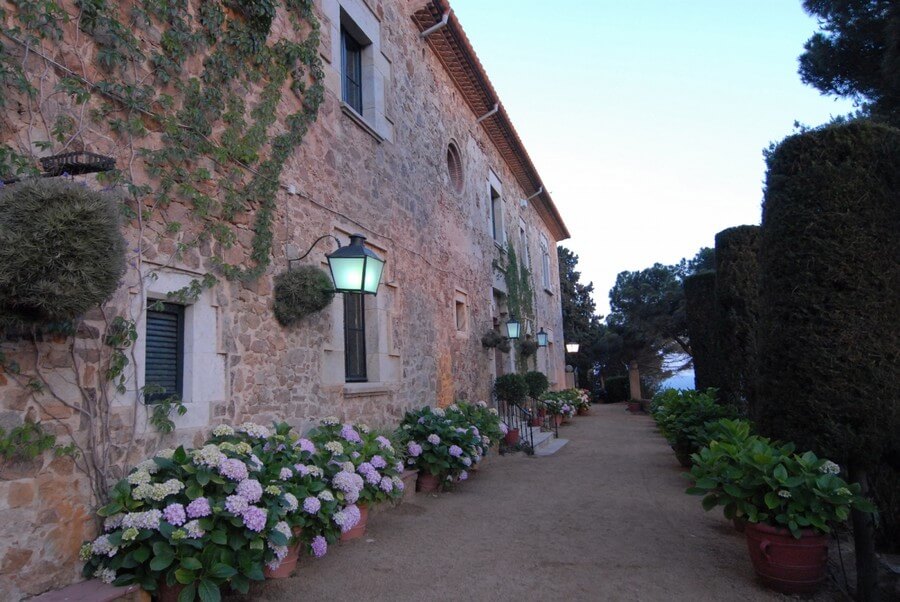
[230, 404, 844, 601]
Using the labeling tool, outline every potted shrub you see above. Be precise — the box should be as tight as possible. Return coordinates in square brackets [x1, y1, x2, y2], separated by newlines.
[652, 388, 737, 466]
[480, 330, 511, 353]
[523, 371, 549, 399]
[687, 433, 874, 595]
[493, 374, 527, 444]
[307, 419, 404, 541]
[396, 406, 481, 492]
[80, 423, 298, 599]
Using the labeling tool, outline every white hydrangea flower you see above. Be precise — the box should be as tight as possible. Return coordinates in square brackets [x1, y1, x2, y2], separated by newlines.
[489, 408, 498, 416]
[321, 416, 340, 426]
[778, 490, 792, 499]
[136, 459, 159, 474]
[94, 567, 116, 584]
[324, 441, 344, 455]
[239, 422, 271, 439]
[819, 460, 840, 475]
[156, 448, 176, 459]
[127, 470, 152, 486]
[357, 423, 371, 434]
[212, 424, 235, 437]
[432, 408, 445, 417]
[317, 490, 335, 502]
[192, 444, 226, 468]
[341, 461, 356, 473]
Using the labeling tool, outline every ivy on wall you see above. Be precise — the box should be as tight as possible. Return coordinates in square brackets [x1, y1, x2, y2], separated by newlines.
[0, 0, 325, 502]
[503, 242, 536, 372]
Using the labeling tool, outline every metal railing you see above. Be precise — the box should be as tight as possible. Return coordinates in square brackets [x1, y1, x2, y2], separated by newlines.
[495, 396, 535, 454]
[528, 397, 559, 439]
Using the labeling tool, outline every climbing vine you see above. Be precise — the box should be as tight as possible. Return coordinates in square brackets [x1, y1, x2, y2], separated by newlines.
[504, 242, 536, 372]
[0, 0, 324, 501]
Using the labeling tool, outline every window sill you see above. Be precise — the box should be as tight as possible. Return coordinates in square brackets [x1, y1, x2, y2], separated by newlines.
[544, 287, 555, 296]
[341, 103, 384, 143]
[493, 240, 506, 252]
[343, 382, 394, 398]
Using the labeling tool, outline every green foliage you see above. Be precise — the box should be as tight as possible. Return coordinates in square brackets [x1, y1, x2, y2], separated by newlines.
[687, 431, 874, 538]
[0, 179, 125, 326]
[798, 0, 900, 125]
[272, 266, 335, 327]
[557, 246, 606, 385]
[517, 338, 538, 359]
[605, 375, 629, 403]
[480, 330, 510, 353]
[682, 271, 719, 393]
[651, 388, 737, 462]
[0, 421, 76, 463]
[147, 394, 188, 435]
[757, 121, 900, 468]
[713, 225, 760, 417]
[523, 371, 549, 399]
[395, 405, 486, 479]
[493, 373, 528, 404]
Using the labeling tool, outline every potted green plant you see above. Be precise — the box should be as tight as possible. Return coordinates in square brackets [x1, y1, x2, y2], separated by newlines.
[396, 406, 481, 492]
[651, 388, 736, 466]
[687, 432, 874, 595]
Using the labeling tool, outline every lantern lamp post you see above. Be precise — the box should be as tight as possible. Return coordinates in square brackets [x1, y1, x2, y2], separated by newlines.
[536, 327, 548, 347]
[505, 314, 521, 340]
[290, 233, 385, 295]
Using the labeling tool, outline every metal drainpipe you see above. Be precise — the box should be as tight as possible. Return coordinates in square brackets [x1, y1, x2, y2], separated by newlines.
[475, 103, 499, 124]
[419, 10, 450, 38]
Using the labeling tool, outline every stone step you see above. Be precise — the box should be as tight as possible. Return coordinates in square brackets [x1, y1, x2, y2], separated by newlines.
[534, 438, 569, 457]
[530, 428, 554, 449]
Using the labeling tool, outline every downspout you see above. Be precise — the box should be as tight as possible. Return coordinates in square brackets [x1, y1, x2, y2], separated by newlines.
[475, 103, 499, 124]
[419, 10, 450, 38]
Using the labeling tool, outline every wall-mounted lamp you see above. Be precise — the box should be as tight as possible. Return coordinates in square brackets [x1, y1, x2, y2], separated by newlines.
[565, 342, 580, 354]
[505, 314, 521, 340]
[290, 233, 385, 295]
[536, 327, 548, 347]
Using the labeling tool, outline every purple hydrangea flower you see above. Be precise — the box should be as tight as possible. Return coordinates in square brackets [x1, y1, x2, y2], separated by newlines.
[294, 463, 309, 476]
[427, 434, 440, 445]
[186, 497, 211, 519]
[459, 470, 468, 481]
[334, 504, 361, 532]
[333, 470, 364, 495]
[162, 503, 186, 527]
[371, 455, 387, 469]
[225, 494, 249, 515]
[297, 439, 316, 454]
[407, 442, 423, 457]
[375, 436, 392, 449]
[242, 506, 267, 532]
[236, 479, 263, 504]
[379, 476, 394, 493]
[279, 467, 292, 480]
[219, 458, 249, 481]
[340, 424, 362, 444]
[449, 445, 463, 457]
[311, 535, 327, 558]
[394, 461, 404, 473]
[303, 496, 321, 514]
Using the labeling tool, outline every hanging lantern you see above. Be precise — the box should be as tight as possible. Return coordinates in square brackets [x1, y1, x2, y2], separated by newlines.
[326, 233, 385, 295]
[505, 314, 521, 340]
[536, 327, 548, 347]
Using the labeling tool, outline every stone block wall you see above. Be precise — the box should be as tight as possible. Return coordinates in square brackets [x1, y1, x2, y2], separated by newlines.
[0, 0, 568, 597]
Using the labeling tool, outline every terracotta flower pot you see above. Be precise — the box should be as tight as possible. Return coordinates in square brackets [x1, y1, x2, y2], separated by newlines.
[416, 471, 441, 493]
[744, 522, 828, 595]
[264, 528, 302, 579]
[504, 428, 520, 446]
[340, 504, 369, 541]
[529, 416, 543, 427]
[156, 582, 185, 602]
[577, 407, 589, 416]
[627, 400, 642, 414]
[553, 414, 563, 427]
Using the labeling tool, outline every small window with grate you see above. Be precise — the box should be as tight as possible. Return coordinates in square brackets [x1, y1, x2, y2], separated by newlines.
[447, 142, 464, 192]
[145, 302, 184, 403]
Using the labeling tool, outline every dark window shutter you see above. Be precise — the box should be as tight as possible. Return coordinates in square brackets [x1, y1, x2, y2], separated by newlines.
[344, 293, 367, 382]
[341, 27, 363, 113]
[145, 302, 184, 403]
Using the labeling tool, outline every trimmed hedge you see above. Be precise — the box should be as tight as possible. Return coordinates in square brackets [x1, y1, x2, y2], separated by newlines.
[605, 375, 629, 403]
[757, 121, 900, 468]
[683, 271, 719, 392]
[523, 371, 549, 398]
[714, 225, 760, 417]
[0, 179, 125, 326]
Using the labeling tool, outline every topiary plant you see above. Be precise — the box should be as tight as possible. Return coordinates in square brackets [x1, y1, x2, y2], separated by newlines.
[518, 338, 538, 358]
[523, 370, 549, 398]
[493, 373, 528, 404]
[0, 178, 125, 326]
[272, 265, 335, 326]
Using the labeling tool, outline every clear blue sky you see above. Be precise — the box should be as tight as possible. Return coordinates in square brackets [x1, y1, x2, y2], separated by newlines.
[450, 0, 854, 315]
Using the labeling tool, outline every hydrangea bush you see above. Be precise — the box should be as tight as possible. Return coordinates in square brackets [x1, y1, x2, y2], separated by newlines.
[396, 406, 484, 483]
[686, 420, 874, 538]
[454, 400, 503, 455]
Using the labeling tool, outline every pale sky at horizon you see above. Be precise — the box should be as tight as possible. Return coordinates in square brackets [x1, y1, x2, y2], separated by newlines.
[450, 0, 855, 315]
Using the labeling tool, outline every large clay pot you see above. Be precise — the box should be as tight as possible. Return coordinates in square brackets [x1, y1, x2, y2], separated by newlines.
[504, 428, 520, 446]
[553, 414, 563, 427]
[529, 416, 543, 427]
[577, 407, 590, 416]
[340, 504, 369, 541]
[416, 471, 441, 493]
[744, 522, 828, 595]
[674, 446, 692, 468]
[627, 400, 642, 414]
[264, 527, 302, 579]
[156, 582, 185, 602]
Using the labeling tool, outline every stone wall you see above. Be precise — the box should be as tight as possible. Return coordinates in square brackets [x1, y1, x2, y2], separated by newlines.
[0, 0, 567, 597]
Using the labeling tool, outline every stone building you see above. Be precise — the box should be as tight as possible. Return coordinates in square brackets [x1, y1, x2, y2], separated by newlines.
[0, 0, 569, 597]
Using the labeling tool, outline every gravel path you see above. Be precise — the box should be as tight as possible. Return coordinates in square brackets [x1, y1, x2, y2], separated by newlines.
[229, 404, 845, 601]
